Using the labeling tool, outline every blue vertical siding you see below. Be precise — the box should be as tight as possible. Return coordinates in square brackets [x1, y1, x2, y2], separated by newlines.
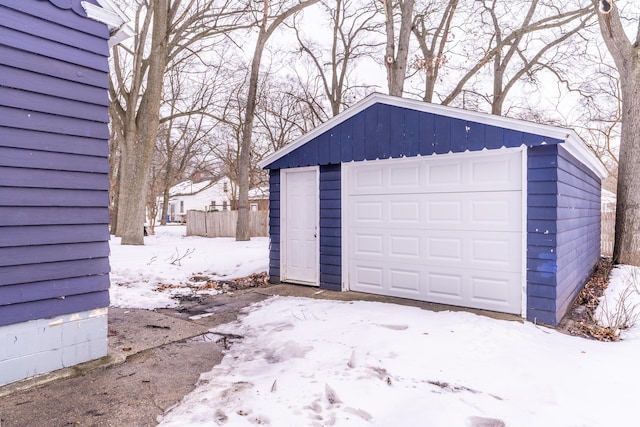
[527, 145, 601, 325]
[319, 164, 341, 291]
[265, 103, 562, 170]
[0, 0, 111, 327]
[268, 170, 281, 283]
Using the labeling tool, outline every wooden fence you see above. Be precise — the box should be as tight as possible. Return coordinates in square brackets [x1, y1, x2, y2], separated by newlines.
[186, 210, 268, 238]
[601, 211, 615, 257]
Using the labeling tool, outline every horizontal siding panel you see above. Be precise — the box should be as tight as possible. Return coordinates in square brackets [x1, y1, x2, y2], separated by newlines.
[1, 77, 109, 119]
[0, 258, 110, 287]
[0, 147, 109, 173]
[0, 275, 109, 306]
[320, 236, 341, 247]
[1, 0, 109, 39]
[0, 224, 109, 247]
[0, 3, 109, 56]
[0, 242, 110, 267]
[0, 107, 110, 139]
[527, 270, 556, 286]
[0, 167, 109, 190]
[0, 187, 109, 207]
[0, 207, 109, 226]
[528, 283, 557, 299]
[528, 258, 557, 273]
[0, 126, 109, 156]
[0, 290, 109, 327]
[527, 181, 557, 195]
[320, 273, 341, 289]
[0, 27, 108, 72]
[528, 168, 557, 181]
[527, 219, 557, 234]
[320, 199, 340, 210]
[0, 63, 109, 107]
[527, 296, 555, 313]
[320, 254, 341, 266]
[528, 194, 557, 207]
[319, 208, 340, 218]
[320, 217, 340, 228]
[0, 45, 109, 89]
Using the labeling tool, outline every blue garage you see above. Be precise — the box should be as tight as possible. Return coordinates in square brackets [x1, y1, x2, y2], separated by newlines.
[259, 93, 607, 326]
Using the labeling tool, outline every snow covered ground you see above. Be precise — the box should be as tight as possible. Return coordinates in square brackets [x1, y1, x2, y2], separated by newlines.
[109, 225, 269, 309]
[109, 226, 640, 427]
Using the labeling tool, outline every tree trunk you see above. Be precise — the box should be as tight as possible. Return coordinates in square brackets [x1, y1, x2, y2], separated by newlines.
[383, 0, 415, 97]
[236, 0, 320, 241]
[117, 0, 169, 245]
[236, 33, 266, 241]
[614, 76, 640, 265]
[595, 0, 640, 265]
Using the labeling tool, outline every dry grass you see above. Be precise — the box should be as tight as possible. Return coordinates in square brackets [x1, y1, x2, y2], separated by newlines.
[561, 259, 620, 341]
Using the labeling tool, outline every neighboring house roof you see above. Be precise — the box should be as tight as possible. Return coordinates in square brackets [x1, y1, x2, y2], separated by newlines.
[169, 179, 218, 197]
[259, 93, 607, 179]
[166, 178, 268, 201]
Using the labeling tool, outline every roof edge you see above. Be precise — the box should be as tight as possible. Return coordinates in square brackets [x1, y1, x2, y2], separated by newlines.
[81, 0, 134, 47]
[562, 131, 608, 179]
[259, 93, 606, 179]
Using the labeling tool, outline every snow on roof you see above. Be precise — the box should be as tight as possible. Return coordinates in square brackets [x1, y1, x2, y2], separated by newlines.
[169, 179, 216, 197]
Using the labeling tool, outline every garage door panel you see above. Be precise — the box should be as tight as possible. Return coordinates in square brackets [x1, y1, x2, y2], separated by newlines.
[427, 272, 463, 298]
[389, 235, 420, 258]
[350, 192, 520, 232]
[426, 235, 463, 262]
[347, 150, 522, 195]
[354, 233, 384, 256]
[390, 163, 420, 187]
[346, 149, 523, 315]
[353, 265, 384, 289]
[355, 200, 383, 222]
[389, 200, 420, 222]
[389, 269, 421, 293]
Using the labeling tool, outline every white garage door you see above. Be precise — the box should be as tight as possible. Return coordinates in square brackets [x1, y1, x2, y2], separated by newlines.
[345, 149, 523, 314]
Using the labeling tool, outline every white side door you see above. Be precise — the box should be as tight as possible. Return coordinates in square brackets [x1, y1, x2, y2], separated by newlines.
[282, 167, 319, 285]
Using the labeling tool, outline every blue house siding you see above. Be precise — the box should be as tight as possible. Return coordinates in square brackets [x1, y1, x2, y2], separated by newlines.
[265, 103, 562, 170]
[527, 145, 601, 325]
[554, 145, 601, 322]
[268, 170, 281, 283]
[0, 0, 112, 327]
[319, 164, 341, 291]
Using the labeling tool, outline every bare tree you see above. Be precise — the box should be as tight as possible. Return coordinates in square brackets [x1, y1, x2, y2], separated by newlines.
[290, 0, 381, 116]
[409, 0, 594, 115]
[411, 0, 459, 102]
[236, 0, 320, 241]
[381, 0, 415, 96]
[594, 0, 640, 265]
[110, 0, 169, 245]
[109, 0, 246, 245]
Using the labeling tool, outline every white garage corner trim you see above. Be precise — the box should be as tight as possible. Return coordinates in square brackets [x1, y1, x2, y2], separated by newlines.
[520, 148, 528, 318]
[342, 148, 525, 315]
